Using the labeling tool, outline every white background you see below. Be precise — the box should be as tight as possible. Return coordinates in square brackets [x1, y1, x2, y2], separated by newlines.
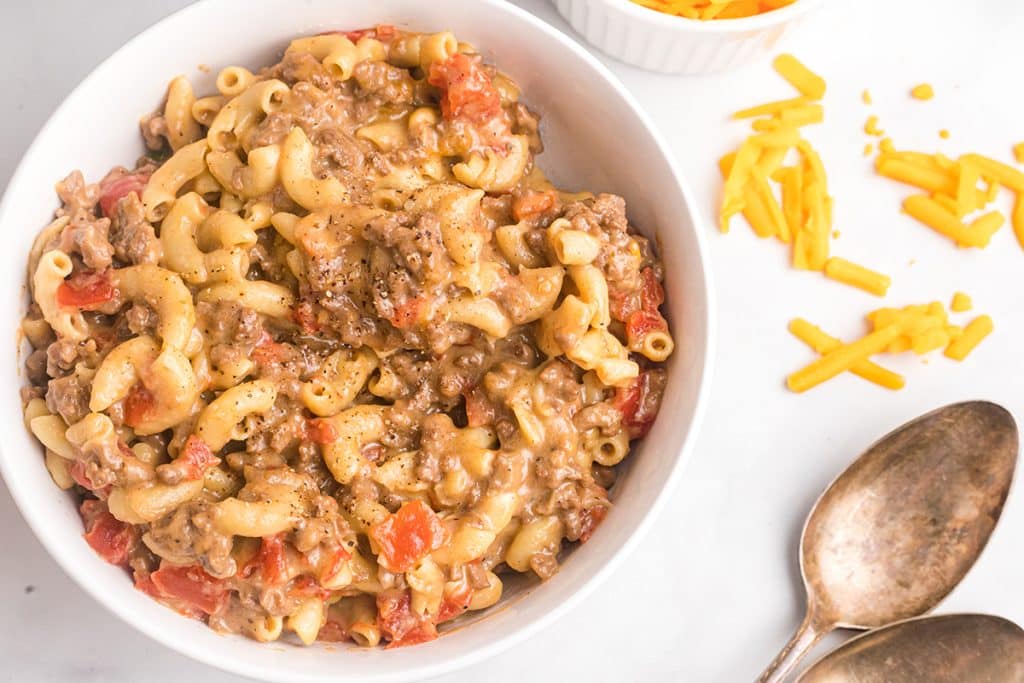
[3, 1, 1024, 681]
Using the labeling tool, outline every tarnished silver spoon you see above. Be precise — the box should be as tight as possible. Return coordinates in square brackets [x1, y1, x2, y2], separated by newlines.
[797, 614, 1024, 682]
[758, 401, 1018, 683]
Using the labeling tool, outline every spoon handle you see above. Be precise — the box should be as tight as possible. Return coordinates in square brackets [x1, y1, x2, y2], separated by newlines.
[757, 611, 830, 683]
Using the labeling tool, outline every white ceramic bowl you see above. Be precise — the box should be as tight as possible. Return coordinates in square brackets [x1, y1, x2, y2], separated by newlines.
[553, 0, 825, 74]
[0, 0, 714, 680]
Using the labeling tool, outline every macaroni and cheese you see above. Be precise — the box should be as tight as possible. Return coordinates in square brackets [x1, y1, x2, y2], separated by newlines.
[21, 25, 674, 648]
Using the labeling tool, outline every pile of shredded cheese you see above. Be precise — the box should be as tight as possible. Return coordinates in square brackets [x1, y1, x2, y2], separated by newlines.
[721, 62, 1001, 393]
[630, 0, 796, 20]
[719, 55, 892, 298]
[865, 84, 1024, 251]
[787, 300, 992, 393]
[872, 144, 1024, 250]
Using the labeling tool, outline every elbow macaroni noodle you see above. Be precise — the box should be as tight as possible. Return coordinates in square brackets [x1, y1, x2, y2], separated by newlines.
[20, 26, 674, 650]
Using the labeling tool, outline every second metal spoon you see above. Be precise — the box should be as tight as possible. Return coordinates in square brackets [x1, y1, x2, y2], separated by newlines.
[758, 401, 1019, 683]
[797, 614, 1024, 682]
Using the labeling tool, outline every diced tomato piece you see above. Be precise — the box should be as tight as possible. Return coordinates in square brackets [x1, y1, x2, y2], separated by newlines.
[150, 564, 229, 616]
[175, 435, 220, 480]
[436, 583, 473, 624]
[134, 570, 161, 599]
[70, 460, 94, 490]
[463, 385, 495, 429]
[289, 575, 331, 601]
[377, 589, 438, 648]
[609, 289, 636, 323]
[320, 24, 398, 42]
[81, 502, 134, 565]
[99, 172, 150, 218]
[297, 539, 352, 590]
[369, 500, 447, 572]
[79, 499, 108, 525]
[578, 505, 608, 544]
[610, 267, 664, 325]
[374, 24, 398, 41]
[253, 330, 274, 347]
[626, 310, 668, 347]
[613, 371, 659, 439]
[624, 268, 668, 347]
[232, 538, 261, 579]
[305, 418, 338, 444]
[251, 341, 291, 365]
[388, 623, 438, 648]
[292, 301, 321, 334]
[123, 384, 156, 429]
[317, 619, 348, 643]
[253, 534, 288, 586]
[341, 28, 372, 41]
[134, 569, 205, 620]
[317, 544, 351, 585]
[428, 53, 502, 124]
[56, 270, 115, 310]
[511, 190, 557, 222]
[386, 296, 423, 330]
[252, 332, 291, 365]
[331, 23, 398, 42]
[70, 461, 111, 499]
[639, 267, 665, 311]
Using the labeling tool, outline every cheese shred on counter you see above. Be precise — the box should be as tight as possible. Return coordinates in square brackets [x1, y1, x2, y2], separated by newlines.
[719, 54, 891, 295]
[873, 142, 1024, 252]
[787, 301, 992, 393]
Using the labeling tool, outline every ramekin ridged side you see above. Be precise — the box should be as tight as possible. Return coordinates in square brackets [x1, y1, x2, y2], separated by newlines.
[553, 0, 822, 75]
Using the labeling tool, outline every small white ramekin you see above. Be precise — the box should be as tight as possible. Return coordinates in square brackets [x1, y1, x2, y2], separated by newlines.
[552, 0, 825, 74]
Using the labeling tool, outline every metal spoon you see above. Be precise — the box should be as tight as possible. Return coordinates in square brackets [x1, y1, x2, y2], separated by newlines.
[797, 614, 1024, 682]
[758, 401, 1019, 683]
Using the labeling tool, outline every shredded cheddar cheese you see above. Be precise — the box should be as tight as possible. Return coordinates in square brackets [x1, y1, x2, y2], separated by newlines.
[824, 258, 891, 297]
[874, 141, 1024, 251]
[788, 319, 904, 390]
[719, 66, 1005, 394]
[951, 292, 973, 312]
[902, 196, 1003, 248]
[719, 55, 892, 295]
[877, 156, 956, 195]
[780, 104, 825, 127]
[787, 324, 904, 393]
[773, 54, 827, 100]
[931, 192, 961, 216]
[864, 115, 885, 137]
[944, 315, 993, 360]
[1014, 143, 1024, 164]
[733, 96, 810, 120]
[911, 83, 935, 100]
[962, 154, 1024, 191]
[788, 301, 991, 392]
[630, 0, 797, 20]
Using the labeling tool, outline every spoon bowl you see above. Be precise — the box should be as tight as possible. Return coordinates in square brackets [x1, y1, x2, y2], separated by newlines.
[797, 614, 1024, 683]
[759, 401, 1019, 682]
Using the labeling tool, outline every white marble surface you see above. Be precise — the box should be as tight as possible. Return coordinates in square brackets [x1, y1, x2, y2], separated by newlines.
[3, 1, 1024, 681]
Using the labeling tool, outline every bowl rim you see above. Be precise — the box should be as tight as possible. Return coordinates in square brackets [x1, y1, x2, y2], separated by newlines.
[0, 0, 716, 680]
[592, 0, 826, 32]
